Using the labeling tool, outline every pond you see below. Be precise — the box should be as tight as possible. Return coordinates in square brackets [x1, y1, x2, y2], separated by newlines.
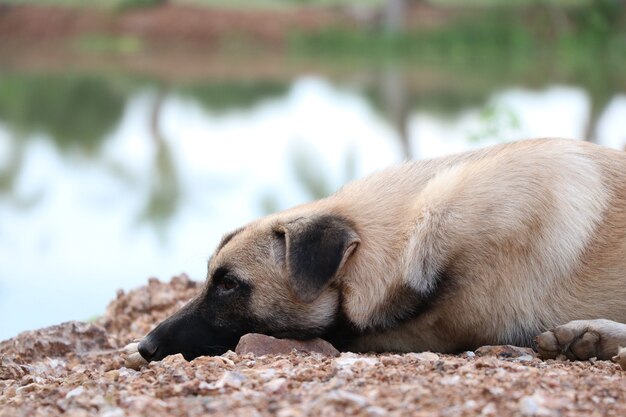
[0, 59, 625, 341]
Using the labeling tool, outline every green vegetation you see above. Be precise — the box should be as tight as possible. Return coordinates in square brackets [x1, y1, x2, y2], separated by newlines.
[289, 0, 626, 121]
[177, 82, 289, 113]
[1, 0, 624, 150]
[74, 35, 143, 54]
[1, 0, 602, 11]
[290, 1, 626, 61]
[0, 74, 126, 155]
[0, 73, 291, 155]
[1, 0, 385, 10]
[1, 0, 121, 8]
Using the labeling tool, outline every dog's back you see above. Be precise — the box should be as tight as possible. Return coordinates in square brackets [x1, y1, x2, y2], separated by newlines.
[329, 139, 626, 352]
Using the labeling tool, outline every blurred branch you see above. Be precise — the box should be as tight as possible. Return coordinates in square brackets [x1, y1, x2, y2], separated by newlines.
[384, 0, 408, 34]
[137, 88, 182, 239]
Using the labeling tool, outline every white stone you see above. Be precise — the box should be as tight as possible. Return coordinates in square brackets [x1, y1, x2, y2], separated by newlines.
[264, 378, 287, 393]
[65, 386, 85, 398]
[334, 356, 378, 369]
[214, 371, 247, 389]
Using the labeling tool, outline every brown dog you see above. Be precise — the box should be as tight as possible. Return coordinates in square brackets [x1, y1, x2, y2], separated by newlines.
[126, 138, 626, 367]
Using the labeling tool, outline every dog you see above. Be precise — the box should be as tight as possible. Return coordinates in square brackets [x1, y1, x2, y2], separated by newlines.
[125, 138, 626, 367]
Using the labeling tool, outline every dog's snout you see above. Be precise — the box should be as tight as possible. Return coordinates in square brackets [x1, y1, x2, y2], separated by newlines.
[133, 296, 245, 361]
[138, 336, 159, 361]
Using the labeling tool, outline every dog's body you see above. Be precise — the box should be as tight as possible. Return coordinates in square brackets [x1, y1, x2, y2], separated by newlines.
[133, 139, 626, 365]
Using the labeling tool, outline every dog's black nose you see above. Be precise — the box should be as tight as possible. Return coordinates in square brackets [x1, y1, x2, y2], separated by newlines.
[138, 336, 159, 361]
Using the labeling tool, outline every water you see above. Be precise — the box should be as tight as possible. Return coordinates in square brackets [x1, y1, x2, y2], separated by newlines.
[0, 73, 625, 341]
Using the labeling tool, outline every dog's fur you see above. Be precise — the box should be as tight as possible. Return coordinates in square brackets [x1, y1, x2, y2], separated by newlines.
[135, 138, 626, 364]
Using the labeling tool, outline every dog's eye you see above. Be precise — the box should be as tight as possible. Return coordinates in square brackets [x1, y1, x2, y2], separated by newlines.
[216, 275, 239, 294]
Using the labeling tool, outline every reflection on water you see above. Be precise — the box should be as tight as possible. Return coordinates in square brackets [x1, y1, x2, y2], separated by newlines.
[0, 73, 625, 340]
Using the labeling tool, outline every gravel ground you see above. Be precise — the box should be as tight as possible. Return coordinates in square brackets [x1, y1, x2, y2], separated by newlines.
[1, 275, 625, 417]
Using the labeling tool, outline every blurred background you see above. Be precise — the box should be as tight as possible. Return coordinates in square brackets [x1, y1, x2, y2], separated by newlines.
[0, 0, 625, 340]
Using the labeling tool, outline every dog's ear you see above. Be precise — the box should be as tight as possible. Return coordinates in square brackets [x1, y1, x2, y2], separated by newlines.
[275, 215, 360, 303]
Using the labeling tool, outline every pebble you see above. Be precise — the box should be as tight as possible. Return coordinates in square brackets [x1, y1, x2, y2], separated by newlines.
[214, 371, 247, 389]
[325, 390, 369, 407]
[475, 345, 537, 359]
[333, 355, 378, 369]
[406, 351, 440, 362]
[104, 370, 120, 382]
[65, 386, 85, 398]
[100, 407, 125, 417]
[235, 333, 339, 357]
[481, 402, 497, 415]
[264, 377, 287, 393]
[514, 355, 537, 362]
[518, 393, 551, 416]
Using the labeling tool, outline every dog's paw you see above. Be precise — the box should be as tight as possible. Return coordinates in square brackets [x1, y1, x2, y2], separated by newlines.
[536, 319, 626, 361]
[121, 340, 149, 370]
[612, 347, 626, 370]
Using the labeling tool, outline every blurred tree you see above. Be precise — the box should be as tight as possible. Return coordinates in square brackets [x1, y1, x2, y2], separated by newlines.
[384, 0, 408, 34]
[178, 82, 288, 114]
[137, 88, 182, 240]
[0, 75, 125, 156]
[260, 142, 357, 215]
[291, 143, 335, 201]
[573, 0, 625, 142]
[116, 0, 168, 10]
[0, 142, 24, 204]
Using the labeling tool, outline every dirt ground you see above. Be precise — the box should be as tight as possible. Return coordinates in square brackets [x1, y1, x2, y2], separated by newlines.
[1, 274, 625, 416]
[0, 3, 452, 44]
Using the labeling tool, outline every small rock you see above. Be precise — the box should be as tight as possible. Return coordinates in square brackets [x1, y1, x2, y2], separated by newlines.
[160, 353, 186, 367]
[464, 400, 478, 410]
[16, 382, 42, 394]
[380, 355, 401, 365]
[104, 370, 120, 382]
[235, 333, 339, 356]
[325, 390, 369, 407]
[334, 355, 378, 369]
[365, 406, 387, 416]
[214, 371, 246, 389]
[406, 352, 440, 362]
[475, 345, 537, 359]
[481, 402, 497, 415]
[191, 355, 235, 369]
[440, 375, 461, 385]
[65, 386, 85, 398]
[257, 368, 277, 380]
[100, 407, 125, 417]
[0, 356, 29, 380]
[518, 393, 549, 416]
[277, 407, 304, 417]
[0, 322, 114, 362]
[264, 377, 287, 393]
[519, 396, 539, 415]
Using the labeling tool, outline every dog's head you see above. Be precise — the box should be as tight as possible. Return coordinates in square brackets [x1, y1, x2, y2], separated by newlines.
[138, 213, 360, 362]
